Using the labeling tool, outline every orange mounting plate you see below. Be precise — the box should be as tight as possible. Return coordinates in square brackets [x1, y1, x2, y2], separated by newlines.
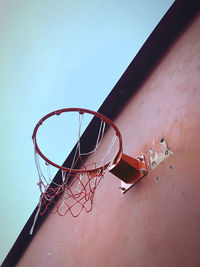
[118, 154, 148, 193]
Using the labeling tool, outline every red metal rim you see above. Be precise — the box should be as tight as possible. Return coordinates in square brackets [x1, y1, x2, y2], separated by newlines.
[32, 108, 123, 174]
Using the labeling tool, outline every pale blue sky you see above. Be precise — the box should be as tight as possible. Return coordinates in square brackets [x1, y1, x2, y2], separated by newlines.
[0, 0, 173, 263]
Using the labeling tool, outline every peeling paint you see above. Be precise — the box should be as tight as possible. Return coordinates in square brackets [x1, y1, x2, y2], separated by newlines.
[150, 138, 173, 169]
[47, 248, 56, 256]
[149, 148, 153, 154]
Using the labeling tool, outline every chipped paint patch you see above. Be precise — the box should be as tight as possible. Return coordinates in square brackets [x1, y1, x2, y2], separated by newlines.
[149, 148, 153, 154]
[47, 248, 56, 256]
[150, 137, 173, 169]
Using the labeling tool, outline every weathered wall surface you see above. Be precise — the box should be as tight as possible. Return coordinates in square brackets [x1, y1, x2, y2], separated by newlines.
[17, 14, 200, 267]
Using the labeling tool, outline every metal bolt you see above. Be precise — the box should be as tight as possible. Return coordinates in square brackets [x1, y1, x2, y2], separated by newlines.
[140, 168, 146, 174]
[137, 156, 143, 161]
[152, 161, 156, 167]
[119, 187, 126, 191]
[165, 150, 169, 155]
[160, 137, 164, 143]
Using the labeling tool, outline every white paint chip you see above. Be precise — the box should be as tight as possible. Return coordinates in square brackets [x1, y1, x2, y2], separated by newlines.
[150, 138, 173, 169]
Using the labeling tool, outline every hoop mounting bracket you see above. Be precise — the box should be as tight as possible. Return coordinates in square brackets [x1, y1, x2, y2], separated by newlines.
[110, 154, 148, 193]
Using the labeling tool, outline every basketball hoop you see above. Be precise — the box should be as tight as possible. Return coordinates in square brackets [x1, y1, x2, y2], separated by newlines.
[30, 108, 123, 234]
[32, 108, 123, 174]
[30, 108, 147, 234]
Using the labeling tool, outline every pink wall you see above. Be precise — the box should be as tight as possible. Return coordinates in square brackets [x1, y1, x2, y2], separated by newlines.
[17, 14, 200, 267]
